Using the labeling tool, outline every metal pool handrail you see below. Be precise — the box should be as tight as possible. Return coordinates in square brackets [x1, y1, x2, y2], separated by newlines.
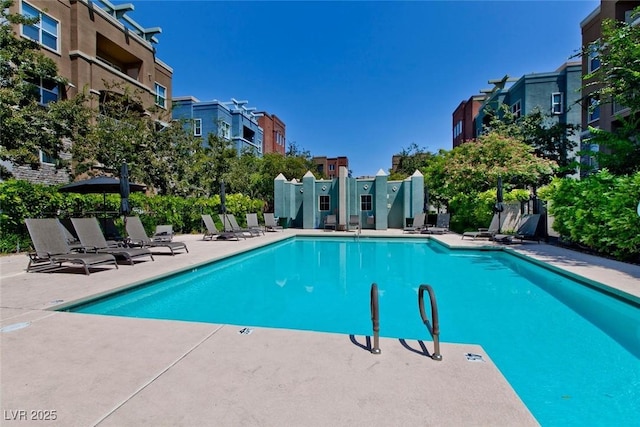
[418, 284, 442, 361]
[370, 283, 381, 354]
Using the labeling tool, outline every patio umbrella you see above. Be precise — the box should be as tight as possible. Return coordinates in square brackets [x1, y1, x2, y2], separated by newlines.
[495, 176, 504, 233]
[424, 186, 430, 213]
[119, 162, 131, 217]
[59, 176, 146, 220]
[220, 180, 227, 214]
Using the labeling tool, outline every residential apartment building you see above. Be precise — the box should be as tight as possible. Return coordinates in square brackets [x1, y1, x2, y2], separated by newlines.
[451, 94, 486, 148]
[472, 63, 583, 175]
[8, 0, 172, 184]
[257, 112, 286, 155]
[312, 156, 349, 179]
[579, 0, 640, 170]
[172, 97, 264, 156]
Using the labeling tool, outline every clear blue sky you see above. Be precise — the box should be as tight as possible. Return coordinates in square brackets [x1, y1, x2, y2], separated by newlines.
[128, 0, 599, 177]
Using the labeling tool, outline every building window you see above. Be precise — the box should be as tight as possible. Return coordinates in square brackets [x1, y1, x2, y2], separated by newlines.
[319, 195, 330, 211]
[612, 101, 628, 115]
[21, 1, 59, 51]
[551, 92, 563, 114]
[588, 96, 600, 123]
[329, 164, 335, 171]
[588, 42, 601, 73]
[219, 122, 231, 139]
[29, 77, 59, 105]
[154, 83, 166, 109]
[39, 149, 55, 165]
[361, 194, 372, 211]
[193, 119, 202, 137]
[453, 120, 462, 138]
[511, 100, 521, 119]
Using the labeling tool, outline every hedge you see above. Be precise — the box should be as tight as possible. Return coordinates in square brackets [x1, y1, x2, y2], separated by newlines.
[539, 171, 640, 262]
[0, 179, 265, 253]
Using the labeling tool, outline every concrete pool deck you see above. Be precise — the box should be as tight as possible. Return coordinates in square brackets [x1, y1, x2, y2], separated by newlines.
[1, 229, 639, 426]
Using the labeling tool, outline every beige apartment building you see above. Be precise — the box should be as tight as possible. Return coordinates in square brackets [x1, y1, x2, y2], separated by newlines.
[8, 0, 173, 183]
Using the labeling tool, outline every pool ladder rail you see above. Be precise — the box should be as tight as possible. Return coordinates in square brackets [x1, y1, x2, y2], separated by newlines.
[370, 283, 441, 360]
[370, 283, 381, 354]
[418, 284, 442, 361]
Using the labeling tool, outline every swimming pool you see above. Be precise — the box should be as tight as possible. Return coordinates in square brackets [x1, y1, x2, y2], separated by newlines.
[67, 236, 640, 426]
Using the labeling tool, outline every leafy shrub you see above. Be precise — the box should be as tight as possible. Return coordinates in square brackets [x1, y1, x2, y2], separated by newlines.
[0, 180, 266, 253]
[450, 188, 529, 233]
[542, 171, 640, 261]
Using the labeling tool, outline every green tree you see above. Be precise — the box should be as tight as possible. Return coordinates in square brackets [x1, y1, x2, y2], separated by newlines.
[73, 81, 202, 195]
[388, 143, 433, 180]
[73, 82, 152, 178]
[441, 131, 557, 200]
[0, 0, 91, 175]
[583, 7, 640, 112]
[483, 105, 579, 177]
[580, 6, 640, 175]
[196, 132, 237, 196]
[421, 149, 448, 210]
[224, 151, 263, 197]
[519, 109, 579, 177]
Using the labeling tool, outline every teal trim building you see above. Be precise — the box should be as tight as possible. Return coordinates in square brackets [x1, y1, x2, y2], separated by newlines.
[274, 167, 424, 230]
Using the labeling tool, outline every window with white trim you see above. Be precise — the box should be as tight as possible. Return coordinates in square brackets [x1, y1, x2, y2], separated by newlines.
[319, 195, 330, 211]
[219, 122, 231, 139]
[193, 119, 202, 136]
[588, 96, 600, 122]
[29, 77, 59, 105]
[511, 100, 521, 119]
[21, 1, 59, 51]
[551, 92, 563, 114]
[361, 194, 372, 211]
[588, 42, 601, 73]
[154, 83, 166, 109]
[39, 149, 55, 165]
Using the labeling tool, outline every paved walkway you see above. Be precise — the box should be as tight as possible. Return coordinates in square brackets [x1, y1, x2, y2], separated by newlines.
[1, 229, 638, 426]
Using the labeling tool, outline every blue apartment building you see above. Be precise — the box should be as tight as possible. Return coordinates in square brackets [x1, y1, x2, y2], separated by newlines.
[474, 62, 583, 174]
[172, 97, 264, 155]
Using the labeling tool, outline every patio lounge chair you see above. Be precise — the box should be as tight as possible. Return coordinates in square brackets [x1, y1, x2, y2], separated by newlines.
[246, 213, 265, 235]
[404, 212, 426, 233]
[125, 216, 189, 255]
[201, 214, 219, 240]
[58, 218, 83, 251]
[219, 214, 253, 238]
[324, 214, 337, 231]
[100, 217, 125, 242]
[461, 213, 500, 240]
[201, 214, 239, 241]
[348, 214, 360, 231]
[153, 225, 174, 242]
[71, 217, 154, 265]
[264, 213, 283, 231]
[424, 213, 450, 234]
[25, 218, 118, 275]
[493, 214, 541, 244]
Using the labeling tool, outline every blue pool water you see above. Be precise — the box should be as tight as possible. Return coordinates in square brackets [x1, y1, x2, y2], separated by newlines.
[68, 237, 640, 426]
